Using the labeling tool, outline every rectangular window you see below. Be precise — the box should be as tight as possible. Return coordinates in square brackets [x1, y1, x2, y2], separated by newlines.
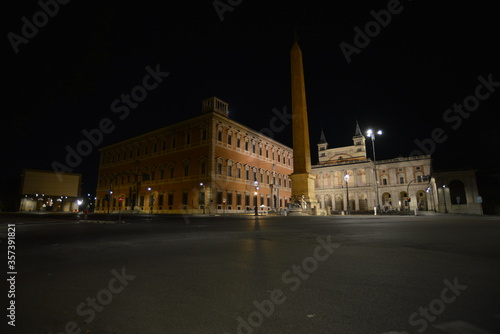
[383, 178, 387, 185]
[158, 194, 164, 206]
[227, 192, 233, 205]
[228, 134, 232, 145]
[259, 147, 262, 155]
[217, 191, 223, 204]
[186, 134, 191, 145]
[200, 162, 206, 175]
[217, 163, 222, 175]
[236, 194, 242, 205]
[160, 170, 165, 179]
[237, 168, 241, 179]
[245, 141, 249, 151]
[199, 192, 205, 205]
[252, 143, 256, 154]
[237, 138, 241, 148]
[151, 171, 155, 181]
[182, 191, 188, 205]
[218, 131, 222, 141]
[184, 166, 189, 177]
[227, 165, 232, 177]
[168, 193, 174, 206]
[202, 129, 207, 141]
[245, 194, 250, 206]
[399, 177, 404, 184]
[170, 167, 175, 178]
[245, 170, 249, 180]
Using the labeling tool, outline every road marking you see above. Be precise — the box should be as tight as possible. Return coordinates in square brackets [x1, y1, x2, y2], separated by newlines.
[432, 320, 496, 334]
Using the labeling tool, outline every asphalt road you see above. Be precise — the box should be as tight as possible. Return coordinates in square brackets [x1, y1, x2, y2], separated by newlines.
[1, 213, 499, 334]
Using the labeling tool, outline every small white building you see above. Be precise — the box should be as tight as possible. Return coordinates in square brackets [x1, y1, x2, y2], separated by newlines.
[19, 169, 82, 212]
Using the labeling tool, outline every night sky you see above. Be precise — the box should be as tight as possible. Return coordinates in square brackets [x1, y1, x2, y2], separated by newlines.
[4, 1, 500, 198]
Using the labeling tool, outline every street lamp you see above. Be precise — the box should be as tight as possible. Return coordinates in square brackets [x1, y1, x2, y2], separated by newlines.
[442, 184, 448, 213]
[199, 183, 206, 214]
[254, 181, 259, 216]
[344, 173, 350, 215]
[147, 187, 154, 218]
[367, 129, 382, 213]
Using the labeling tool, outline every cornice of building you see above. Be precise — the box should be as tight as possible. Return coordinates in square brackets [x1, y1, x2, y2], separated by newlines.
[211, 112, 293, 152]
[98, 112, 213, 152]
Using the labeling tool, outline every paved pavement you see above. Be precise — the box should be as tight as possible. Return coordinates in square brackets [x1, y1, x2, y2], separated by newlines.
[1, 213, 499, 333]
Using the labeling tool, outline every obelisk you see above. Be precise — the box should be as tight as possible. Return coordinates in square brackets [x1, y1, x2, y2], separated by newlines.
[289, 38, 317, 210]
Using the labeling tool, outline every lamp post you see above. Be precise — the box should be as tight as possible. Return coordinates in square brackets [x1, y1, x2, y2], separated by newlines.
[199, 183, 206, 214]
[147, 187, 154, 219]
[367, 129, 382, 213]
[254, 181, 259, 216]
[344, 173, 350, 215]
[442, 184, 448, 213]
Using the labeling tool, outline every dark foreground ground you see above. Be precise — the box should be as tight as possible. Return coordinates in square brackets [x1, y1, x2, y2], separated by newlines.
[1, 213, 499, 334]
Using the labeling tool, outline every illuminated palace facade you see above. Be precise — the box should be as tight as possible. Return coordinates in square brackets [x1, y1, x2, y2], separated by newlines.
[312, 123, 483, 215]
[95, 97, 293, 214]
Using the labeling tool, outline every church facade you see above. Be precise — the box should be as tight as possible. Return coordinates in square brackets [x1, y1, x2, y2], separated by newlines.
[95, 97, 293, 214]
[313, 123, 434, 214]
[312, 123, 483, 215]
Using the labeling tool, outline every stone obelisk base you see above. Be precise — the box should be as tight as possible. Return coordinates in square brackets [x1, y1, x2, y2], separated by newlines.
[290, 172, 318, 214]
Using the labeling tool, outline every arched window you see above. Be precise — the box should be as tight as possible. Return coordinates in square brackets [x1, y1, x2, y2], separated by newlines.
[449, 180, 467, 204]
